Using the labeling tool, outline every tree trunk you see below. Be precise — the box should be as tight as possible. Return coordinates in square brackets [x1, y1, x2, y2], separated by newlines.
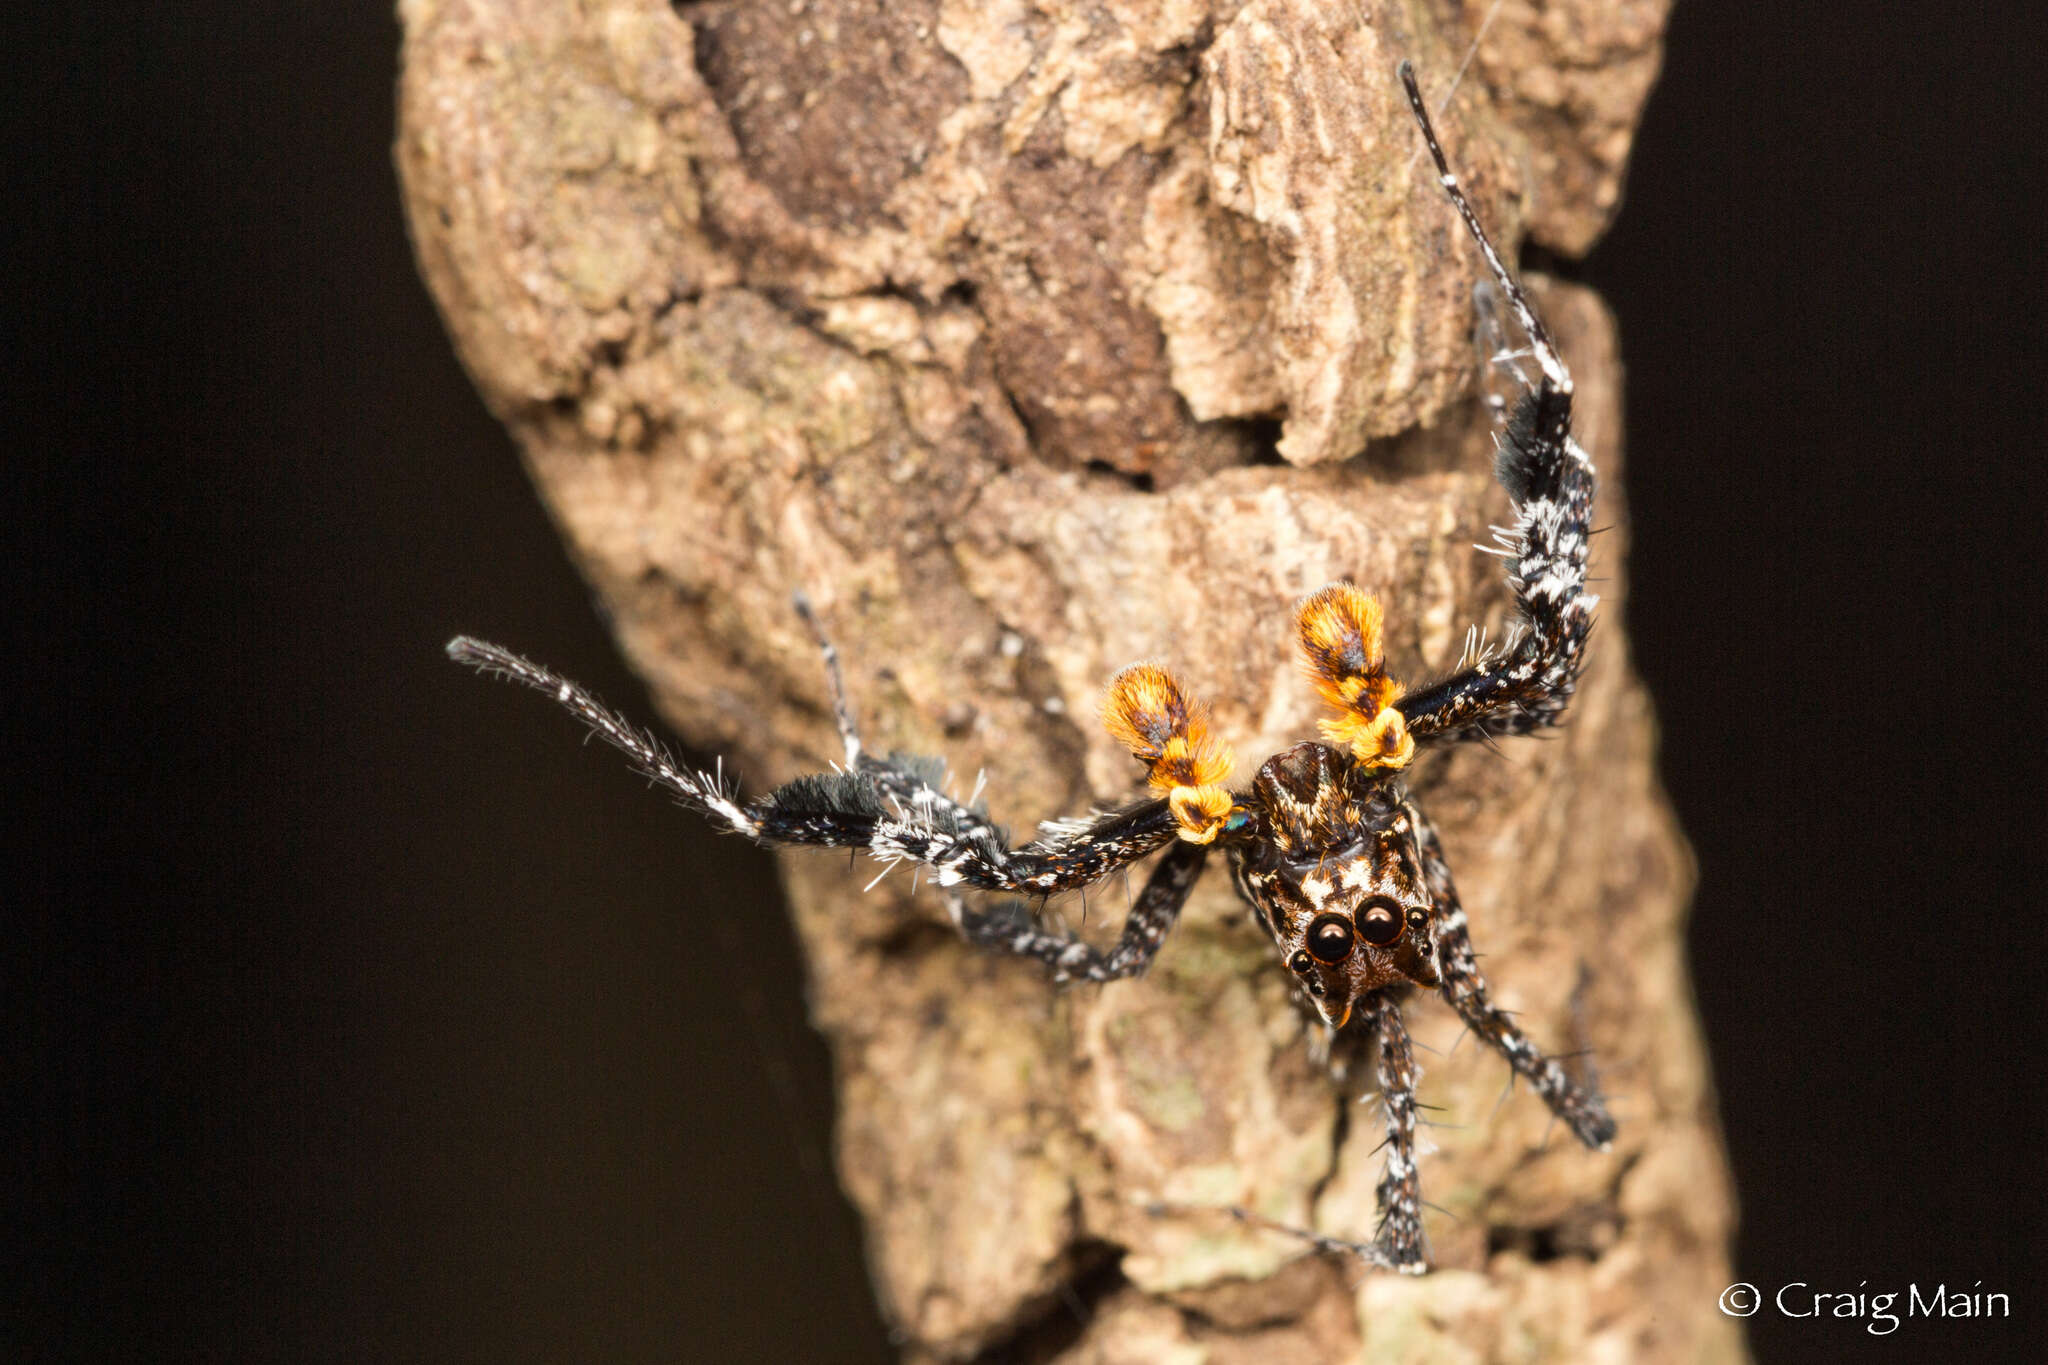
[397, 0, 1742, 1359]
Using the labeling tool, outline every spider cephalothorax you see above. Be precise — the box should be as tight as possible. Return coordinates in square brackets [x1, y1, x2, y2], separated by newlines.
[1235, 742, 1439, 1031]
[448, 62, 1612, 1273]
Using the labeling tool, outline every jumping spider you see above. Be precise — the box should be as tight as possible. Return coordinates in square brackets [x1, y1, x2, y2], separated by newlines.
[448, 63, 1613, 1273]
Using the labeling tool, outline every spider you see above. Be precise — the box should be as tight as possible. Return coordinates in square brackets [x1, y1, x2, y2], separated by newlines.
[447, 62, 1612, 1274]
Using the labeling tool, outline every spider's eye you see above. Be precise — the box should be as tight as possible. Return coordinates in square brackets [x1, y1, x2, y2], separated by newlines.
[1306, 914, 1355, 964]
[1357, 897, 1403, 947]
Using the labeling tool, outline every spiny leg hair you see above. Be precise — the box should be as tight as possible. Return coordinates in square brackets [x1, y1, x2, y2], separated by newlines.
[1392, 61, 1598, 746]
[1407, 799, 1615, 1149]
[445, 635, 1179, 897]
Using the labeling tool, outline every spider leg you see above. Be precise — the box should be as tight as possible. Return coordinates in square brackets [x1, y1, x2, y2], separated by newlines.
[1196, 997, 1424, 1274]
[1405, 799, 1615, 1149]
[753, 772, 1178, 897]
[1212, 1206, 1402, 1274]
[1391, 63, 1596, 747]
[791, 593, 1012, 850]
[791, 592, 861, 767]
[447, 636, 1180, 896]
[1358, 991, 1430, 1271]
[942, 839, 1207, 983]
[1472, 281, 1529, 421]
[446, 636, 768, 835]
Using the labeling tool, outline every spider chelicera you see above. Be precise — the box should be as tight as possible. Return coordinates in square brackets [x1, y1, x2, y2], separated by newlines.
[448, 61, 1613, 1272]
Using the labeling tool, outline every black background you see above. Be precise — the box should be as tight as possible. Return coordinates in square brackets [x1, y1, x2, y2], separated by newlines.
[10, 5, 2042, 1362]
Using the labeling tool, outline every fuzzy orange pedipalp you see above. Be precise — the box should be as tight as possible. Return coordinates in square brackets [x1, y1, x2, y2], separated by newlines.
[1102, 664, 1235, 841]
[1294, 582, 1413, 771]
[1320, 704, 1415, 771]
[1102, 665, 1231, 788]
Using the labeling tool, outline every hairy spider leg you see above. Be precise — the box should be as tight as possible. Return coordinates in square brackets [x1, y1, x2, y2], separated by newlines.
[1213, 992, 1425, 1276]
[1216, 1205, 1404, 1275]
[1209, 981, 1427, 1266]
[445, 636, 767, 834]
[1407, 801, 1615, 1149]
[445, 635, 1181, 897]
[790, 591, 862, 769]
[1396, 62, 1569, 396]
[940, 839, 1208, 984]
[1359, 991, 1430, 1271]
[791, 593, 1012, 853]
[1390, 61, 1598, 745]
[788, 599, 1216, 979]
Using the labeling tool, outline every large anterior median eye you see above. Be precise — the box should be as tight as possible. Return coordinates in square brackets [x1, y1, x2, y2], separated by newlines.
[1357, 896, 1403, 946]
[1306, 914, 1355, 963]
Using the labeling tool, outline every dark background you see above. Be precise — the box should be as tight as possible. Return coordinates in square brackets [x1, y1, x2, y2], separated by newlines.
[11, 5, 2041, 1362]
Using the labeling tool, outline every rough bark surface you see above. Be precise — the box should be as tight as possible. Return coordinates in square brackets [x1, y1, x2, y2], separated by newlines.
[398, 1, 1740, 1360]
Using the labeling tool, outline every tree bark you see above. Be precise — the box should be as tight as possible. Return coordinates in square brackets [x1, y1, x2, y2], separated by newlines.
[397, 0, 1742, 1359]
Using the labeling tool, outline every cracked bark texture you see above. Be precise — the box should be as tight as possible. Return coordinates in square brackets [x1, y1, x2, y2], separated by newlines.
[398, 0, 1741, 1360]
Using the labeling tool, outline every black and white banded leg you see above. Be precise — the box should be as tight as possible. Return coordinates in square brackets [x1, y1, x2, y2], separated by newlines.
[446, 636, 1181, 897]
[941, 839, 1208, 984]
[1361, 991, 1429, 1271]
[792, 592, 1013, 850]
[1391, 61, 1598, 746]
[1214, 992, 1426, 1273]
[794, 593, 1215, 979]
[1408, 802, 1615, 1149]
